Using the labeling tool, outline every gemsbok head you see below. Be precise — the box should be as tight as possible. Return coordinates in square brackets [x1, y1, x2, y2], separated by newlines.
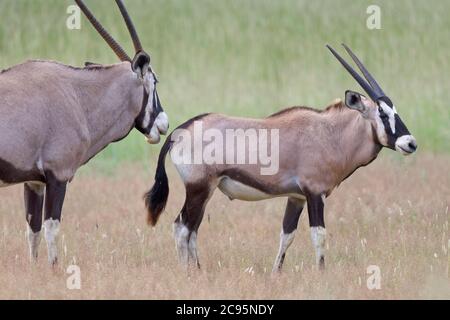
[75, 0, 169, 143]
[144, 44, 416, 272]
[0, 0, 168, 265]
[327, 44, 417, 155]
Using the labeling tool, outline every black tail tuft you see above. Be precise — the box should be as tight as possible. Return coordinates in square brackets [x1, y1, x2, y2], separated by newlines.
[145, 137, 172, 226]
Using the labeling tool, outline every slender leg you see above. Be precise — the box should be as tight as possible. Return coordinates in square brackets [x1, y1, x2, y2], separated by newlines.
[24, 183, 45, 261]
[306, 194, 326, 269]
[173, 217, 190, 267]
[188, 231, 200, 269]
[272, 197, 305, 272]
[43, 172, 67, 265]
[174, 183, 213, 269]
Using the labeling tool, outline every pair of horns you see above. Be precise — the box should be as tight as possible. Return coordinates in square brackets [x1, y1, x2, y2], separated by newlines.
[327, 44, 389, 104]
[75, 0, 145, 63]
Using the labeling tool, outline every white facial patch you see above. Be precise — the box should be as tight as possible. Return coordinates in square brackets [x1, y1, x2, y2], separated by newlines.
[142, 71, 157, 128]
[44, 218, 60, 265]
[143, 71, 156, 96]
[142, 106, 152, 129]
[379, 101, 397, 134]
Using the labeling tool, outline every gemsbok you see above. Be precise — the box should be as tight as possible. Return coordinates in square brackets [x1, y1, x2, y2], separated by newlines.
[145, 44, 417, 271]
[0, 0, 168, 264]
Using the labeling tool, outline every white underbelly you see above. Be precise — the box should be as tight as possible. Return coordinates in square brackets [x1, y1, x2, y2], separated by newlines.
[218, 176, 306, 202]
[218, 177, 271, 201]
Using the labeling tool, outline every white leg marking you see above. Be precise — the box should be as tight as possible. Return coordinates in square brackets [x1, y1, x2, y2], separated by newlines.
[36, 157, 44, 174]
[310, 226, 326, 266]
[27, 225, 41, 261]
[188, 231, 199, 266]
[273, 231, 295, 272]
[44, 219, 60, 265]
[173, 222, 190, 267]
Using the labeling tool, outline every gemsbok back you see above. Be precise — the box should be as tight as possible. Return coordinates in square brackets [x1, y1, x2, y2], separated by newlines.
[145, 44, 417, 271]
[0, 0, 168, 264]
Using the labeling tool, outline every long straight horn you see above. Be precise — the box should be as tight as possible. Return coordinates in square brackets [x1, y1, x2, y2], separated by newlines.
[115, 0, 143, 53]
[342, 44, 386, 97]
[75, 0, 131, 62]
[326, 45, 379, 102]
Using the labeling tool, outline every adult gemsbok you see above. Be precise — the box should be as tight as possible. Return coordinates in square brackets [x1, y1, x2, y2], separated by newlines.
[145, 44, 417, 271]
[0, 0, 168, 265]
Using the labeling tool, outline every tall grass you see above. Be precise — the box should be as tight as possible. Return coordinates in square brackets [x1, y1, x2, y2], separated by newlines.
[0, 154, 448, 299]
[0, 0, 449, 167]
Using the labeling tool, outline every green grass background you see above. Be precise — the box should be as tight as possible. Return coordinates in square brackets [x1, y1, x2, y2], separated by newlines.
[0, 0, 448, 170]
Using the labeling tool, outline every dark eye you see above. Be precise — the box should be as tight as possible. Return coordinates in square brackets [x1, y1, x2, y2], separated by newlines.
[378, 107, 387, 117]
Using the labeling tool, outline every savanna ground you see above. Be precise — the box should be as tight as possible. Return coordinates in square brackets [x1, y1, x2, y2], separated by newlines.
[0, 0, 449, 299]
[0, 155, 448, 299]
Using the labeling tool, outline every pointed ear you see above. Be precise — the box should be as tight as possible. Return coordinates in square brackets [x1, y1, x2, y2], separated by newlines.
[345, 90, 369, 113]
[131, 51, 151, 79]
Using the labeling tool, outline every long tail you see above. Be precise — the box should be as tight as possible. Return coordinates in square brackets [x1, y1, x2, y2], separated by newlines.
[145, 136, 172, 226]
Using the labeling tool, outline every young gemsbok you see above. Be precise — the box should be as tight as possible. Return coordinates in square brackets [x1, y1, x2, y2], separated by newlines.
[145, 44, 417, 271]
[0, 0, 168, 265]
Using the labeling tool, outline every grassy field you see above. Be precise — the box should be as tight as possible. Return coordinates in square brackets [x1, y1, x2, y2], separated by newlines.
[0, 0, 449, 166]
[0, 0, 449, 299]
[0, 155, 448, 299]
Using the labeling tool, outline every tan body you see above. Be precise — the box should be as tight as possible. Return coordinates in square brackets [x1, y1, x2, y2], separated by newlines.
[0, 0, 169, 267]
[174, 101, 381, 200]
[146, 99, 390, 271]
[146, 44, 417, 273]
[0, 60, 143, 182]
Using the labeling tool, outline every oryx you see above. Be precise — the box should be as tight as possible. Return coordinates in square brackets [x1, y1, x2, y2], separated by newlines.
[0, 0, 168, 264]
[144, 44, 417, 271]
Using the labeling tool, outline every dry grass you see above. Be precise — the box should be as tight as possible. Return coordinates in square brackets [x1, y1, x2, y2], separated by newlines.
[0, 153, 448, 300]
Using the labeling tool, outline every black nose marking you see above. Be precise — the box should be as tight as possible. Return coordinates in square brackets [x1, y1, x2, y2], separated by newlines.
[408, 141, 417, 151]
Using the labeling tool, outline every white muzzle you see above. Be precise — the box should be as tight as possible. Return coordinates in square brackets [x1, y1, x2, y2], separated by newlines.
[146, 112, 169, 144]
[395, 135, 417, 155]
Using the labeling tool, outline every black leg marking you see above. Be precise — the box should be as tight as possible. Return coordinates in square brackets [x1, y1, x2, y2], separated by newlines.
[43, 172, 67, 265]
[44, 172, 67, 222]
[306, 194, 325, 228]
[283, 198, 305, 234]
[25, 184, 44, 233]
[24, 183, 45, 260]
[273, 198, 305, 272]
[306, 193, 326, 270]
